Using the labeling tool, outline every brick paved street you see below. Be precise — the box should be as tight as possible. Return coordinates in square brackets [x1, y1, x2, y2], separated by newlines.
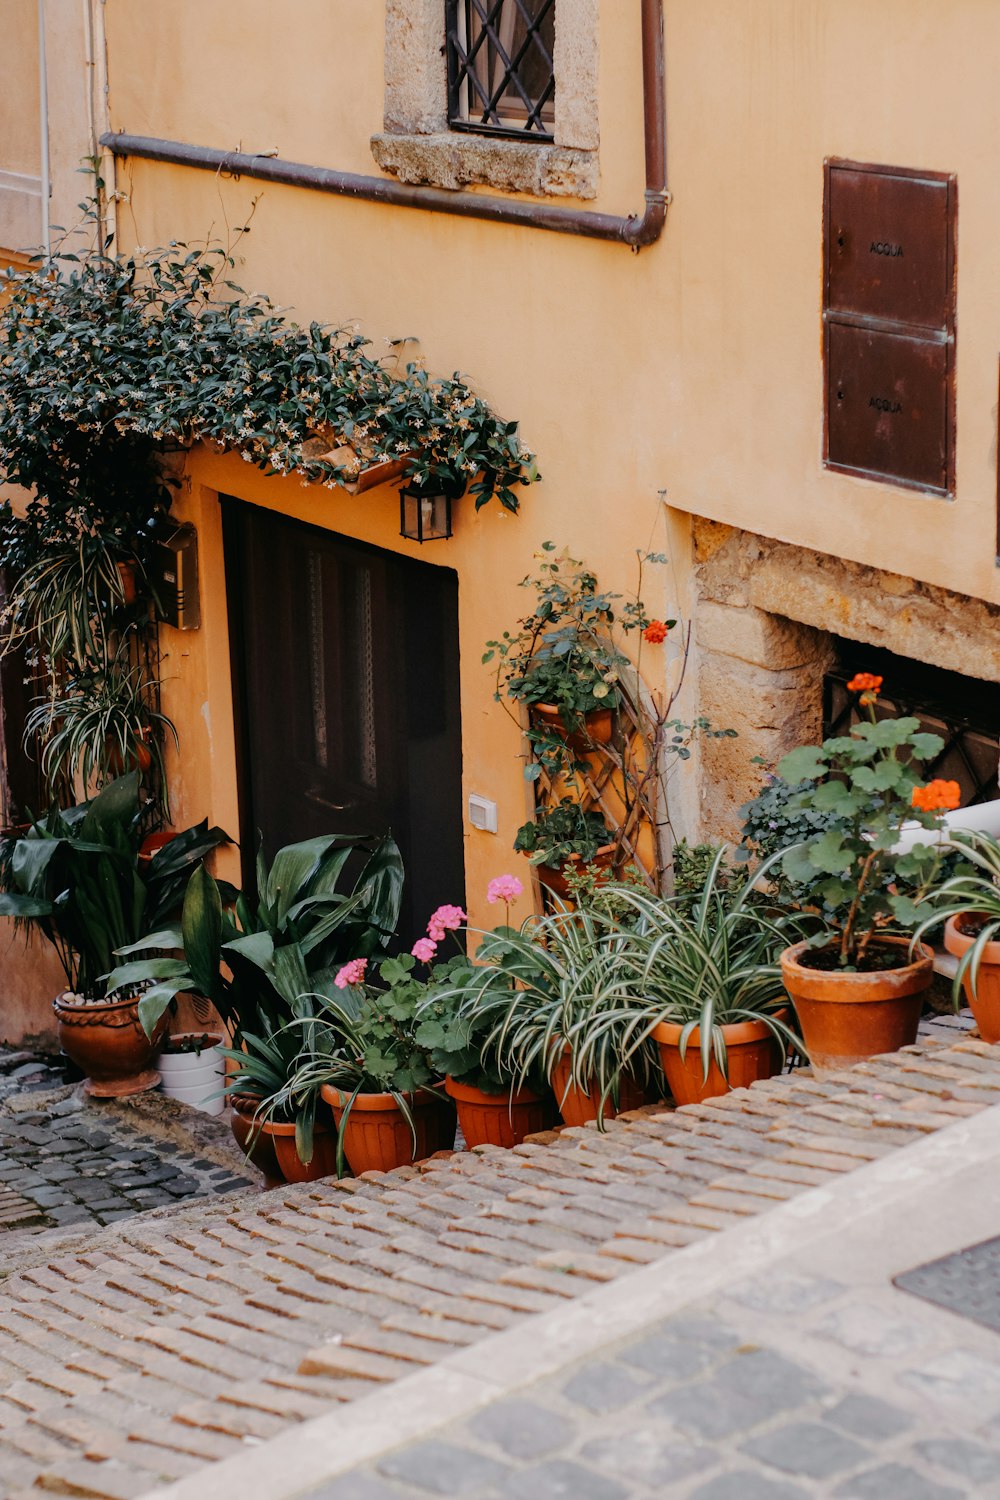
[0, 1022, 993, 1497]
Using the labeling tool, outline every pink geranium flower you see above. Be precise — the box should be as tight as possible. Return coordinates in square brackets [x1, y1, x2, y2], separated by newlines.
[411, 937, 438, 963]
[487, 874, 523, 905]
[427, 903, 467, 941]
[334, 958, 368, 990]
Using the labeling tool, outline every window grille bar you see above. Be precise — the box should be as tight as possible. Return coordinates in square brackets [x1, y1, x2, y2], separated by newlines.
[447, 0, 556, 140]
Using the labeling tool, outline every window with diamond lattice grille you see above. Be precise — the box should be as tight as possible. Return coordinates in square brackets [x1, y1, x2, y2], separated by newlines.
[447, 0, 556, 139]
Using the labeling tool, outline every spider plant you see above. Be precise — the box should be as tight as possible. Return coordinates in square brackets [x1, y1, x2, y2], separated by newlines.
[2, 536, 150, 676]
[24, 634, 177, 817]
[273, 977, 438, 1176]
[445, 905, 658, 1125]
[911, 828, 1000, 1005]
[606, 848, 808, 1084]
[221, 1008, 329, 1165]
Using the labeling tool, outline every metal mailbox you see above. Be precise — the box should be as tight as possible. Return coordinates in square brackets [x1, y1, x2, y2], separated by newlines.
[827, 322, 950, 493]
[823, 159, 956, 495]
[826, 164, 955, 331]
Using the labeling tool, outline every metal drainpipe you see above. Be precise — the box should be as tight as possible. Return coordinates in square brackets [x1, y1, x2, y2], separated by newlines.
[100, 0, 668, 250]
[37, 0, 51, 259]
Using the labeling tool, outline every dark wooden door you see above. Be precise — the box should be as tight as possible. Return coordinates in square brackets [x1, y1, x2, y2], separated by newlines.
[223, 500, 465, 941]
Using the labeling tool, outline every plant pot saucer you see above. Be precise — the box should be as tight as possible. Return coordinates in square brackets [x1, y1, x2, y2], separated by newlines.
[83, 1066, 161, 1099]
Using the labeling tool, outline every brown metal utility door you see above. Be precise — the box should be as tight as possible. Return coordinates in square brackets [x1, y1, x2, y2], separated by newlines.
[223, 500, 465, 941]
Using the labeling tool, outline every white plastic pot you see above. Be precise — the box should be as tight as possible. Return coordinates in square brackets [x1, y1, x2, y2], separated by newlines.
[157, 1034, 225, 1116]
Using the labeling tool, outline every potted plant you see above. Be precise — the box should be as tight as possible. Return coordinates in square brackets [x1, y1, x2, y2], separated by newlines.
[604, 849, 805, 1105]
[107, 830, 405, 1044]
[484, 545, 655, 748]
[756, 674, 954, 1071]
[25, 644, 177, 819]
[0, 774, 230, 1095]
[513, 799, 616, 900]
[222, 1017, 339, 1184]
[442, 900, 657, 1129]
[158, 1031, 226, 1116]
[912, 828, 1000, 1044]
[279, 952, 458, 1177]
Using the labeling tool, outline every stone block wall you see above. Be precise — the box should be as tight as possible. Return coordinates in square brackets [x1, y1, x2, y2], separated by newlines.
[686, 517, 1000, 843]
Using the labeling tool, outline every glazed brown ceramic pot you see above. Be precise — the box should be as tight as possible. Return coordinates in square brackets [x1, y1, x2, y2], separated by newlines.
[537, 844, 618, 902]
[322, 1085, 455, 1176]
[53, 991, 167, 1098]
[944, 915, 1000, 1043]
[550, 1045, 647, 1128]
[781, 938, 933, 1073]
[532, 702, 614, 753]
[229, 1095, 283, 1189]
[652, 1016, 787, 1106]
[445, 1076, 552, 1149]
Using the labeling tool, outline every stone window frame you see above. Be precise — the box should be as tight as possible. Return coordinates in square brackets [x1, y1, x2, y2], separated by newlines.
[372, 0, 599, 200]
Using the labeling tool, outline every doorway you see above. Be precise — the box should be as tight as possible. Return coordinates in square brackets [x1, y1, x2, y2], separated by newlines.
[223, 499, 466, 942]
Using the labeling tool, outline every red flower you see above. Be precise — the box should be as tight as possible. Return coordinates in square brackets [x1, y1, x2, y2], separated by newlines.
[643, 620, 668, 644]
[847, 673, 883, 694]
[911, 780, 961, 813]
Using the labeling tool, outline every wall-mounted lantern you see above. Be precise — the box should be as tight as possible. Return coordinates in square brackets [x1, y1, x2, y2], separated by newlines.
[399, 486, 454, 543]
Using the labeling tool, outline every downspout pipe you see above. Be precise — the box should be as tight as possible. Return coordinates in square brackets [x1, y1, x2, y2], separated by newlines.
[100, 0, 668, 249]
[38, 0, 51, 259]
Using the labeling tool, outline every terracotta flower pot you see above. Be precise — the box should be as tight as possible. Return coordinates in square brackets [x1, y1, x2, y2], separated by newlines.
[532, 702, 614, 753]
[781, 937, 933, 1073]
[445, 1076, 551, 1149]
[537, 844, 618, 901]
[229, 1095, 283, 1189]
[550, 1045, 646, 1127]
[264, 1115, 340, 1184]
[53, 991, 167, 1098]
[322, 1085, 456, 1176]
[138, 831, 176, 867]
[944, 915, 1000, 1043]
[652, 1015, 787, 1106]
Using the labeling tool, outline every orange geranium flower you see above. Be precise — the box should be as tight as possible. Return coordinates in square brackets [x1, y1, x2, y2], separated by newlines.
[643, 620, 668, 644]
[846, 672, 883, 694]
[911, 779, 961, 813]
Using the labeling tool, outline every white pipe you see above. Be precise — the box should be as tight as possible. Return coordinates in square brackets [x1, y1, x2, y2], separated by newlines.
[37, 0, 50, 258]
[893, 798, 1000, 856]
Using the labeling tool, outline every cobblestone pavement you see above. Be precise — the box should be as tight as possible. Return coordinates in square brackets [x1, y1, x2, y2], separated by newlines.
[0, 1048, 253, 1238]
[311, 1258, 1000, 1500]
[0, 1022, 993, 1497]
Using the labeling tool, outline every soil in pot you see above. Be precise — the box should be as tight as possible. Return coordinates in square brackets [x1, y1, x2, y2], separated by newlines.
[322, 1085, 455, 1175]
[550, 1046, 647, 1128]
[652, 1017, 786, 1106]
[53, 990, 167, 1098]
[229, 1095, 283, 1189]
[537, 844, 617, 902]
[944, 914, 1000, 1044]
[445, 1076, 553, 1149]
[781, 937, 932, 1073]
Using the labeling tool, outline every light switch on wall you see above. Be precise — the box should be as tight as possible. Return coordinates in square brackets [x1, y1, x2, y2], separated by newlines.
[468, 794, 498, 834]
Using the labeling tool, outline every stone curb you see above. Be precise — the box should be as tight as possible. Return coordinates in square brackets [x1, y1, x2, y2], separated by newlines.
[144, 1099, 1000, 1500]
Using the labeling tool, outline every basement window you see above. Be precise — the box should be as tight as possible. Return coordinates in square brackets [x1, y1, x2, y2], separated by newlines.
[373, 0, 598, 199]
[825, 640, 1000, 806]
